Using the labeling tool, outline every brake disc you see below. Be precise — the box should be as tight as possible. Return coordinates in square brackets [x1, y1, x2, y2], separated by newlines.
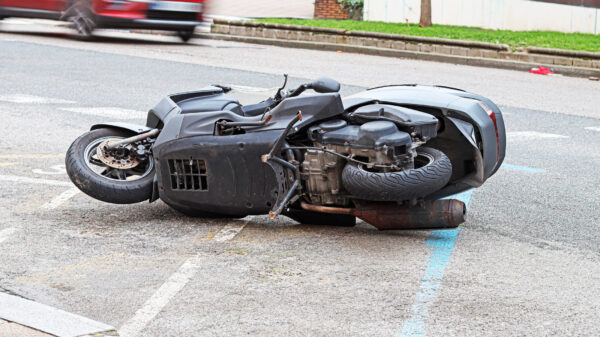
[96, 139, 140, 169]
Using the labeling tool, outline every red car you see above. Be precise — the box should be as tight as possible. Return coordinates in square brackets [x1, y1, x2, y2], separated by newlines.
[0, 0, 205, 41]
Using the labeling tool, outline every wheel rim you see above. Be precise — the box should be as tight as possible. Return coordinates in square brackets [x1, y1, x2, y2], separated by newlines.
[84, 136, 153, 182]
[413, 151, 434, 169]
[356, 151, 434, 173]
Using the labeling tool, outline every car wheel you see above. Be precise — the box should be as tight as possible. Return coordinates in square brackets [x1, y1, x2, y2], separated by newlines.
[67, 1, 96, 40]
[177, 29, 194, 42]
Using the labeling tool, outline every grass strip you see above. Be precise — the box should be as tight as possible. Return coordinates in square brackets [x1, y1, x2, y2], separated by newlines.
[256, 18, 600, 52]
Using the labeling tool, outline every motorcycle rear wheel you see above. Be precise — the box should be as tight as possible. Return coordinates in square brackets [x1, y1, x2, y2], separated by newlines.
[341, 147, 452, 201]
[66, 128, 155, 204]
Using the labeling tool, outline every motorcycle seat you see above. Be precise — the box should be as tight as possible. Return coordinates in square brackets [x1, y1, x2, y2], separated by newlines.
[177, 94, 274, 118]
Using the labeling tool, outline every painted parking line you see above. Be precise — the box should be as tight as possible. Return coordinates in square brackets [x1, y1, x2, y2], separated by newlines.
[0, 175, 72, 187]
[0, 94, 75, 104]
[398, 190, 474, 337]
[501, 163, 546, 173]
[119, 216, 253, 337]
[585, 126, 600, 132]
[60, 107, 147, 120]
[212, 216, 255, 242]
[507, 131, 569, 141]
[39, 188, 80, 210]
[0, 227, 18, 244]
[0, 162, 20, 167]
[118, 256, 203, 337]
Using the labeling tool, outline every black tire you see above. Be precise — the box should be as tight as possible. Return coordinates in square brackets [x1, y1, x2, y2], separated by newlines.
[66, 1, 95, 40]
[177, 29, 194, 42]
[341, 147, 452, 201]
[66, 128, 155, 204]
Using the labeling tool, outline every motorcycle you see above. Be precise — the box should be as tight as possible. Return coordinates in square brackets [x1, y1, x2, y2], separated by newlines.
[65, 76, 506, 230]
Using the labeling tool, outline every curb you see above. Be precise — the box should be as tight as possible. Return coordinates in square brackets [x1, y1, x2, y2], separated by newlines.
[196, 32, 600, 78]
[0, 292, 117, 337]
[206, 20, 600, 78]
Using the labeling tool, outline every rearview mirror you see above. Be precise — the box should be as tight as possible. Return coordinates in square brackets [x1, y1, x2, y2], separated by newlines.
[310, 77, 340, 93]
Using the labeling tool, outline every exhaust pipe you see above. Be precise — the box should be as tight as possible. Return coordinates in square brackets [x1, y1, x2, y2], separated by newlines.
[300, 199, 466, 230]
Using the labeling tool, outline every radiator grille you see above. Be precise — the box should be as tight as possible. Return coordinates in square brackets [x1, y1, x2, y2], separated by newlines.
[147, 10, 197, 22]
[168, 159, 208, 191]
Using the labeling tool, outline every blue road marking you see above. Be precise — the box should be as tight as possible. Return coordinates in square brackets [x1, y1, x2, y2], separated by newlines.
[398, 189, 473, 337]
[501, 163, 545, 173]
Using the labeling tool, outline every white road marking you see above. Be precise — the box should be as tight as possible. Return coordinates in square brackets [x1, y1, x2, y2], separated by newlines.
[0, 174, 72, 187]
[507, 131, 569, 141]
[119, 216, 254, 336]
[212, 216, 254, 242]
[585, 126, 600, 132]
[118, 256, 203, 337]
[0, 154, 64, 159]
[60, 107, 147, 119]
[0, 94, 75, 104]
[0, 227, 18, 244]
[32, 164, 66, 175]
[39, 188, 80, 210]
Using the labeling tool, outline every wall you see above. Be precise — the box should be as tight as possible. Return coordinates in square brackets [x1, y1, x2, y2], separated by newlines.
[363, 0, 600, 34]
[315, 0, 349, 19]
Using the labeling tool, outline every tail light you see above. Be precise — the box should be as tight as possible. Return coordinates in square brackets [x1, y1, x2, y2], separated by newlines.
[477, 101, 500, 163]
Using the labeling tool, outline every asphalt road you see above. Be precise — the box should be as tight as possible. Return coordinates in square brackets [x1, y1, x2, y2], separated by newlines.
[1, 21, 599, 337]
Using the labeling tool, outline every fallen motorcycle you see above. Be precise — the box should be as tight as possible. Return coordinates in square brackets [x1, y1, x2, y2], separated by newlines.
[66, 76, 506, 230]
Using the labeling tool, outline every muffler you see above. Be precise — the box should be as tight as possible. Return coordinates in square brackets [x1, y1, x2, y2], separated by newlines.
[300, 199, 466, 230]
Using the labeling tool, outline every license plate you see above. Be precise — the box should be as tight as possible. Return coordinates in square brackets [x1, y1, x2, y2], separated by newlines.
[149, 1, 201, 12]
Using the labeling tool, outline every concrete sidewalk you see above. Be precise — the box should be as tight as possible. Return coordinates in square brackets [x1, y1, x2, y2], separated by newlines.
[0, 292, 116, 337]
[206, 0, 313, 19]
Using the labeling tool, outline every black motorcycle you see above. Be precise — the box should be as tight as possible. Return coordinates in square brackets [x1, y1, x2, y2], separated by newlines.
[66, 76, 506, 230]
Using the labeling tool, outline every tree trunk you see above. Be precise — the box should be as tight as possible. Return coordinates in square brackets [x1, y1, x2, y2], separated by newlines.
[419, 0, 432, 27]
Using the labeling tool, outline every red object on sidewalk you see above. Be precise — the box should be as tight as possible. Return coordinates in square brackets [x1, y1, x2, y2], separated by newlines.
[529, 66, 555, 75]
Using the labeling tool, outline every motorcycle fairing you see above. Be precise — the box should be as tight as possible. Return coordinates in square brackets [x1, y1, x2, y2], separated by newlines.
[153, 130, 282, 216]
[151, 92, 344, 148]
[90, 122, 153, 134]
[342, 85, 506, 198]
[148, 90, 345, 215]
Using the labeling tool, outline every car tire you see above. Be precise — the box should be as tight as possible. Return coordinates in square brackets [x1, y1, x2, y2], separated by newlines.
[177, 29, 194, 42]
[66, 0, 96, 40]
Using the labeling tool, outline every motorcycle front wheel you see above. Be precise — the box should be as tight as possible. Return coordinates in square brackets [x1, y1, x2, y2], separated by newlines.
[66, 128, 155, 204]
